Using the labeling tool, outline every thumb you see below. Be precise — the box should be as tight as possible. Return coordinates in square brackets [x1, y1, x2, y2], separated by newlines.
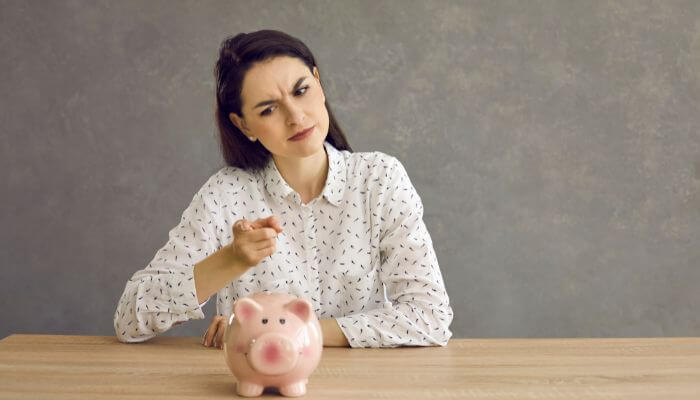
[233, 219, 252, 233]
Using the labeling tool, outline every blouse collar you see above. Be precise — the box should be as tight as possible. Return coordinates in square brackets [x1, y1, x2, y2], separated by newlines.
[261, 141, 346, 207]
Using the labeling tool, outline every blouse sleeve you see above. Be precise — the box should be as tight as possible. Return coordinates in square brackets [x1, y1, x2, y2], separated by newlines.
[336, 156, 454, 347]
[113, 178, 223, 342]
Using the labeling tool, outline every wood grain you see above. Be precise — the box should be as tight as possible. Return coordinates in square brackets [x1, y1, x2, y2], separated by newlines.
[0, 335, 699, 399]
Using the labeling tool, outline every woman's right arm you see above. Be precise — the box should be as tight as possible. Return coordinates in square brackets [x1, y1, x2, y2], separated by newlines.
[114, 177, 283, 343]
[193, 243, 246, 304]
[113, 181, 224, 343]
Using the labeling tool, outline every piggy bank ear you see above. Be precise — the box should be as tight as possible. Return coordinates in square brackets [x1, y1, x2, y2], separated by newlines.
[233, 297, 263, 324]
[284, 298, 312, 323]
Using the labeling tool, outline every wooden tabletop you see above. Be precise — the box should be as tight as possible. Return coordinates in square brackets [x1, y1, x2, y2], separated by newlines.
[1, 335, 699, 399]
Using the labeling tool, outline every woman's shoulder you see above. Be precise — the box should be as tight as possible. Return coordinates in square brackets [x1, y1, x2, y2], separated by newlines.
[337, 147, 414, 192]
[341, 147, 400, 175]
[211, 165, 259, 184]
[195, 165, 259, 197]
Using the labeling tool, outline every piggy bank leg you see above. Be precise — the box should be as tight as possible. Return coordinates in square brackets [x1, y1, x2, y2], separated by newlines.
[279, 380, 307, 397]
[236, 381, 264, 397]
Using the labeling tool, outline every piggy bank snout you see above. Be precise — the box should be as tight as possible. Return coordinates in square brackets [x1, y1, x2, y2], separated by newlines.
[248, 332, 299, 375]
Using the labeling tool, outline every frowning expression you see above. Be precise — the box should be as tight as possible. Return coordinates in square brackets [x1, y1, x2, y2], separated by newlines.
[230, 56, 329, 160]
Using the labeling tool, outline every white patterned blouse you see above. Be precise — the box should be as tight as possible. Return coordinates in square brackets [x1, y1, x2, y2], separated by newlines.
[114, 141, 453, 347]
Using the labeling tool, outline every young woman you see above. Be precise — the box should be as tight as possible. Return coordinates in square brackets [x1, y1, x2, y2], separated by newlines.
[114, 29, 453, 348]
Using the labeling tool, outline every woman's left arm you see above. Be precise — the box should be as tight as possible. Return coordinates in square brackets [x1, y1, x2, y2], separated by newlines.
[336, 156, 454, 348]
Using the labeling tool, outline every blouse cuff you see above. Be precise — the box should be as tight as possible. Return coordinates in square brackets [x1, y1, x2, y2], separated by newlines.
[335, 314, 363, 348]
[167, 267, 206, 320]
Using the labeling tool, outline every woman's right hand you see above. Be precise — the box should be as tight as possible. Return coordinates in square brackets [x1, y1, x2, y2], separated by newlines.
[231, 215, 284, 269]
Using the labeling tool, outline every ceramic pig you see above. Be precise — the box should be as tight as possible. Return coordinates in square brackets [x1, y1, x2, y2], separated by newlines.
[223, 292, 323, 397]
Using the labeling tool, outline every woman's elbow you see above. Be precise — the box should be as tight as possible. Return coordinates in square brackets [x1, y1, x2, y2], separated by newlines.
[114, 318, 157, 343]
[425, 304, 454, 346]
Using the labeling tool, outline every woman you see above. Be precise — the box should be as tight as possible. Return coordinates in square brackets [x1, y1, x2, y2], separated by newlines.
[114, 29, 453, 348]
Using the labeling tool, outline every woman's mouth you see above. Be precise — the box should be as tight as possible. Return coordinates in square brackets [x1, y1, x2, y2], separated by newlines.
[289, 125, 315, 141]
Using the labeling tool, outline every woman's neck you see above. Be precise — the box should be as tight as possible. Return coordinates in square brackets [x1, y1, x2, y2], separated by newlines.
[272, 147, 329, 204]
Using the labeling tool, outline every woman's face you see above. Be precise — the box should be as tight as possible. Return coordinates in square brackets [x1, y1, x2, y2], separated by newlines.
[230, 56, 329, 161]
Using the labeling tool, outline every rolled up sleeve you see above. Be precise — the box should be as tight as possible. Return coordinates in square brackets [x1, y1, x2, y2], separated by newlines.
[113, 180, 222, 343]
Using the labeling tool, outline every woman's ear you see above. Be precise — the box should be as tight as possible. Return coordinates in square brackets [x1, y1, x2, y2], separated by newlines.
[312, 67, 325, 102]
[229, 112, 248, 133]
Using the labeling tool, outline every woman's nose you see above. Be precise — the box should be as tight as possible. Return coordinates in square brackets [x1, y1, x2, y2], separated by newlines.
[285, 103, 306, 126]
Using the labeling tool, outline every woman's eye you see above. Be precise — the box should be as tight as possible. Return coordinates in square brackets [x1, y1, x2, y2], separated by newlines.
[279, 318, 286, 325]
[262, 318, 268, 324]
[295, 86, 309, 96]
[259, 86, 309, 117]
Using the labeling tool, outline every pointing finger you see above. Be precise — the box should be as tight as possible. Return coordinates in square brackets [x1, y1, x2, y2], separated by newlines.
[268, 215, 283, 233]
[251, 215, 283, 233]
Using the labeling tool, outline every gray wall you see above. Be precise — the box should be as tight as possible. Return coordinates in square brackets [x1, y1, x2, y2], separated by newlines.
[2, 0, 699, 340]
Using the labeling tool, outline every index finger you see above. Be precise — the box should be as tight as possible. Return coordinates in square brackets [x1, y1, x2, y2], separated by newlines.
[251, 215, 283, 233]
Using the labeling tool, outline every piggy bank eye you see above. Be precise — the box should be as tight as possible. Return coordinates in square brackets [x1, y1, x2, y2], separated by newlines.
[279, 318, 286, 325]
[262, 318, 268, 324]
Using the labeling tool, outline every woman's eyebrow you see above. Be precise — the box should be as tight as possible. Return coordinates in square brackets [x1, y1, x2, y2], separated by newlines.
[253, 77, 307, 109]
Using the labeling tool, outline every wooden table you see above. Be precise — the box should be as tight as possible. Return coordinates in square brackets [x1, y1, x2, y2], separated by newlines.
[1, 335, 699, 399]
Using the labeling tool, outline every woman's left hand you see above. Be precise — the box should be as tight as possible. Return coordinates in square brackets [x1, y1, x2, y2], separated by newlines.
[202, 315, 227, 349]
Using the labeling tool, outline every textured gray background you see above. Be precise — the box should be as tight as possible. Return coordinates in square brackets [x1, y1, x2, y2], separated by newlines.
[1, 0, 699, 341]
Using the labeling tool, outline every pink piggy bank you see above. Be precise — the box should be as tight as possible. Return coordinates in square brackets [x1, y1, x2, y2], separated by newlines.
[223, 292, 323, 397]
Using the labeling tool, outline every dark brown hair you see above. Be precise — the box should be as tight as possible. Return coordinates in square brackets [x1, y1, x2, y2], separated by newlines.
[214, 29, 352, 171]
